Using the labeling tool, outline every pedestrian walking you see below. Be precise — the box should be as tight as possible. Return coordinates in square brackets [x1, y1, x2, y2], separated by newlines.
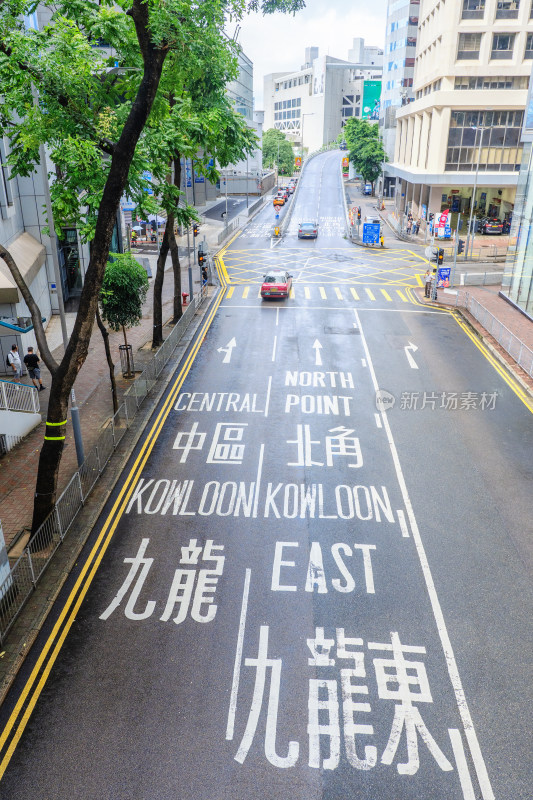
[424, 269, 432, 298]
[6, 344, 22, 383]
[406, 220, 412, 234]
[23, 346, 45, 391]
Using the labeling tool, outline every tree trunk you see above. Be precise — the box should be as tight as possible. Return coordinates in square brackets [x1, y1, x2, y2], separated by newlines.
[95, 308, 118, 414]
[152, 225, 170, 348]
[171, 155, 183, 323]
[30, 0, 169, 534]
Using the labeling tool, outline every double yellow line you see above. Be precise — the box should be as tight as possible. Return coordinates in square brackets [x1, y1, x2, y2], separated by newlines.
[407, 286, 533, 413]
[0, 288, 226, 779]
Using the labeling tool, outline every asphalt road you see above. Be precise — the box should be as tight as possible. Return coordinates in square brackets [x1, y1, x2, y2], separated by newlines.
[0, 151, 531, 800]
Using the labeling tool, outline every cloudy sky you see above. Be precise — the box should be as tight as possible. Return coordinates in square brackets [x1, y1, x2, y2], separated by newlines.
[233, 0, 389, 107]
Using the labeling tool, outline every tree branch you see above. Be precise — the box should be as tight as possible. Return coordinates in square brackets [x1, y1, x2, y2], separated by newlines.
[0, 41, 116, 156]
[0, 245, 58, 373]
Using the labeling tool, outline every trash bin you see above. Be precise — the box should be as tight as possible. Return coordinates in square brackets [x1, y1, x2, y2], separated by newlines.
[119, 344, 135, 378]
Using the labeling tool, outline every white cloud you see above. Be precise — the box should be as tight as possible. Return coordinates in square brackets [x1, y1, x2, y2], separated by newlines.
[234, 0, 388, 107]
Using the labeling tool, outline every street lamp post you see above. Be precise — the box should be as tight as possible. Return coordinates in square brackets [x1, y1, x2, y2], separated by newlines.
[466, 124, 489, 260]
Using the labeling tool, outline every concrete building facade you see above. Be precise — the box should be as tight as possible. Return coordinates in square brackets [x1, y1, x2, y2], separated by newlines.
[380, 0, 421, 192]
[387, 0, 533, 229]
[263, 40, 383, 154]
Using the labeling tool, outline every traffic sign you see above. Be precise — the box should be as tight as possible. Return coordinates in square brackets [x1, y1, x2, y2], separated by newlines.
[362, 223, 380, 245]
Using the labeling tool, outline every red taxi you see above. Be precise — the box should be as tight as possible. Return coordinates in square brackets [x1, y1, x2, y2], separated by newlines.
[260, 269, 293, 299]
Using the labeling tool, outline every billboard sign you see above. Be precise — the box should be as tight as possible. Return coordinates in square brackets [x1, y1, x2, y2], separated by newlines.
[362, 81, 382, 121]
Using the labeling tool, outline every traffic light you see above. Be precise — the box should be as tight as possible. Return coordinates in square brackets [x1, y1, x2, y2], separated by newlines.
[193, 223, 199, 237]
[357, 207, 361, 220]
[198, 251, 205, 266]
[437, 249, 444, 265]
[428, 213, 434, 222]
[457, 238, 465, 254]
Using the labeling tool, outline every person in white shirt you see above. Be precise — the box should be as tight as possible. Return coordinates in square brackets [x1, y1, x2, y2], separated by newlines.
[7, 344, 22, 383]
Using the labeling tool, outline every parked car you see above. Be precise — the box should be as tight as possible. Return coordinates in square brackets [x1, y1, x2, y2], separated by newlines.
[261, 269, 293, 299]
[298, 222, 319, 239]
[479, 217, 503, 235]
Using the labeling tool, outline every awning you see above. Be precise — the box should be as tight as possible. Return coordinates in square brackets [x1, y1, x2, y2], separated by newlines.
[0, 232, 46, 304]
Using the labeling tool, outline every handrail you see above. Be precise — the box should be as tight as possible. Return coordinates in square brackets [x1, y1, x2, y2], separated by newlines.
[0, 380, 39, 414]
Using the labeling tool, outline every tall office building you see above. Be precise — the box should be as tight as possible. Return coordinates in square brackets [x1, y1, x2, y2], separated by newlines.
[387, 0, 532, 226]
[380, 1, 420, 194]
[263, 40, 383, 153]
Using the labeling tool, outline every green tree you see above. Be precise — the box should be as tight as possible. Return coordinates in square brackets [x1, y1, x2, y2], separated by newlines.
[0, 0, 304, 533]
[343, 118, 387, 194]
[100, 254, 149, 377]
[262, 129, 294, 175]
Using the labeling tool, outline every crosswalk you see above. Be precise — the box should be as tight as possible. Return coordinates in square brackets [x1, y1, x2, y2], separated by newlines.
[224, 285, 411, 303]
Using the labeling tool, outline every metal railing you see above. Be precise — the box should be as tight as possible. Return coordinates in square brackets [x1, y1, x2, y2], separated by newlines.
[0, 379, 39, 414]
[0, 284, 209, 644]
[456, 291, 533, 377]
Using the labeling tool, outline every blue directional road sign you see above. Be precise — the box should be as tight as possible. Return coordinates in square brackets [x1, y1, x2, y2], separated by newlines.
[363, 223, 380, 245]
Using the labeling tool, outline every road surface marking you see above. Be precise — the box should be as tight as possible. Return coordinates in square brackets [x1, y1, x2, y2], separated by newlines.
[404, 342, 419, 369]
[217, 337, 237, 364]
[304, 287, 311, 299]
[354, 307, 495, 800]
[226, 569, 251, 741]
[334, 287, 343, 300]
[290, 287, 295, 299]
[396, 509, 410, 538]
[313, 340, 323, 366]
[374, 413, 382, 428]
[415, 273, 424, 286]
[319, 286, 327, 299]
[449, 728, 476, 800]
[365, 288, 376, 301]
[226, 286, 234, 299]
[242, 286, 249, 299]
[0, 286, 228, 779]
[264, 376, 272, 418]
[350, 288, 359, 300]
[252, 444, 264, 519]
[396, 290, 407, 302]
[361, 358, 367, 367]
[276, 308, 279, 326]
[380, 289, 392, 301]
[271, 335, 277, 362]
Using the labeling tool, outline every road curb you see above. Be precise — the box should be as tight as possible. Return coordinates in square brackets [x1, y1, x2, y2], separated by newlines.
[423, 295, 533, 400]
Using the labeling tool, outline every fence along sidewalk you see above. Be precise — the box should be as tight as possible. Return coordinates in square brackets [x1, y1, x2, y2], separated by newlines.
[0, 286, 208, 644]
[455, 290, 533, 378]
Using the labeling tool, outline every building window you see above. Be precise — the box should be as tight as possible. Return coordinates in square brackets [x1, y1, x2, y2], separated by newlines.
[496, 0, 520, 19]
[445, 109, 523, 172]
[531, 0, 533, 17]
[525, 33, 533, 59]
[454, 75, 528, 89]
[0, 139, 13, 209]
[491, 33, 515, 59]
[342, 95, 354, 105]
[457, 32, 482, 60]
[461, 0, 485, 19]
[342, 107, 353, 117]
